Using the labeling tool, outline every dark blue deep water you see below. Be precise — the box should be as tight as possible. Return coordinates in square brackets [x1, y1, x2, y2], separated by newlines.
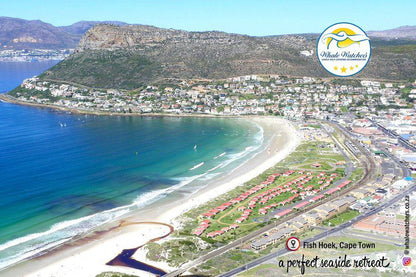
[0, 61, 262, 269]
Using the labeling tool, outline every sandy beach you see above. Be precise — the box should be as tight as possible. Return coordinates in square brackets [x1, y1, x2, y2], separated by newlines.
[2, 116, 301, 277]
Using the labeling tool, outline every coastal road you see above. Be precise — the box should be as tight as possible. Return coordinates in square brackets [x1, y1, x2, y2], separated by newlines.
[339, 229, 416, 246]
[368, 118, 416, 152]
[163, 122, 377, 277]
[219, 181, 416, 277]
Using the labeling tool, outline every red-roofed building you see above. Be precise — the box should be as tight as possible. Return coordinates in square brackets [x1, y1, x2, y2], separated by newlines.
[274, 209, 292, 218]
[325, 188, 338, 195]
[221, 227, 231, 232]
[203, 212, 215, 218]
[193, 230, 204, 236]
[294, 201, 309, 209]
[206, 232, 217, 238]
[310, 194, 325, 202]
[373, 195, 382, 200]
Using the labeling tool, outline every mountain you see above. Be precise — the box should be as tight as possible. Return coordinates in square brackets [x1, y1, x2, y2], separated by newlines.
[0, 17, 126, 50]
[0, 17, 78, 49]
[368, 25, 416, 40]
[40, 24, 323, 89]
[58, 21, 127, 36]
[38, 24, 416, 89]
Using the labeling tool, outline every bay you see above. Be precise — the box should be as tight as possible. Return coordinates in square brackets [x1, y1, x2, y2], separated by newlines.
[0, 61, 262, 269]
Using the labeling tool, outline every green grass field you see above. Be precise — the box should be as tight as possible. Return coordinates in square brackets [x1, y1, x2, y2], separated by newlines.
[322, 209, 360, 226]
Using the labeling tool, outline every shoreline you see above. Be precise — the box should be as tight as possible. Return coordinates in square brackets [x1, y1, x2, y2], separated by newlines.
[0, 93, 239, 118]
[1, 116, 301, 277]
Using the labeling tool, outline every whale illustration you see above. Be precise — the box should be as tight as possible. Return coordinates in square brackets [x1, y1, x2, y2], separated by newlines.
[322, 31, 369, 49]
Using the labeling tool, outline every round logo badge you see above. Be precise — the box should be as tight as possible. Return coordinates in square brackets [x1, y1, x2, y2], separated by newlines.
[317, 22, 371, 77]
[286, 236, 301, 251]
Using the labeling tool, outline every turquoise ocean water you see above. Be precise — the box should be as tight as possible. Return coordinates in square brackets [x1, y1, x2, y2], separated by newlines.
[0, 61, 263, 270]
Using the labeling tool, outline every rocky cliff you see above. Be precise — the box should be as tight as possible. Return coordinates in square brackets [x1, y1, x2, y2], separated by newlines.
[39, 24, 416, 89]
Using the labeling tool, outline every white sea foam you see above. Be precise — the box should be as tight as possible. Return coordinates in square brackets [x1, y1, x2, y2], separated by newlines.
[213, 152, 226, 159]
[0, 214, 94, 253]
[185, 123, 264, 185]
[0, 203, 134, 270]
[207, 163, 222, 172]
[217, 123, 264, 173]
[0, 237, 72, 271]
[0, 182, 202, 270]
[189, 162, 204, 171]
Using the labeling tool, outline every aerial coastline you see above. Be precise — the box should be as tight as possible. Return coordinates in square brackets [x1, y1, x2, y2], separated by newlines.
[1, 116, 300, 277]
[1, 6, 415, 276]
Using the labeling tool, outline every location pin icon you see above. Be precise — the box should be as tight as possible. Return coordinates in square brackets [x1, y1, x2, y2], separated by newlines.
[291, 239, 296, 248]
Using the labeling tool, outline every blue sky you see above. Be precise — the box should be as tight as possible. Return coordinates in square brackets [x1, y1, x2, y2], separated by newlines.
[1, 0, 415, 35]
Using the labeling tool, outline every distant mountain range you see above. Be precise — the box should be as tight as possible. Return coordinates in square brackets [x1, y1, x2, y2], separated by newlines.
[0, 17, 126, 50]
[1, 16, 415, 51]
[368, 25, 416, 40]
[1, 16, 415, 87]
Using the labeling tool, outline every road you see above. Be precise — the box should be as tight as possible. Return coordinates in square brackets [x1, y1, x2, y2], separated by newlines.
[163, 122, 378, 277]
[368, 118, 416, 152]
[339, 229, 416, 246]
